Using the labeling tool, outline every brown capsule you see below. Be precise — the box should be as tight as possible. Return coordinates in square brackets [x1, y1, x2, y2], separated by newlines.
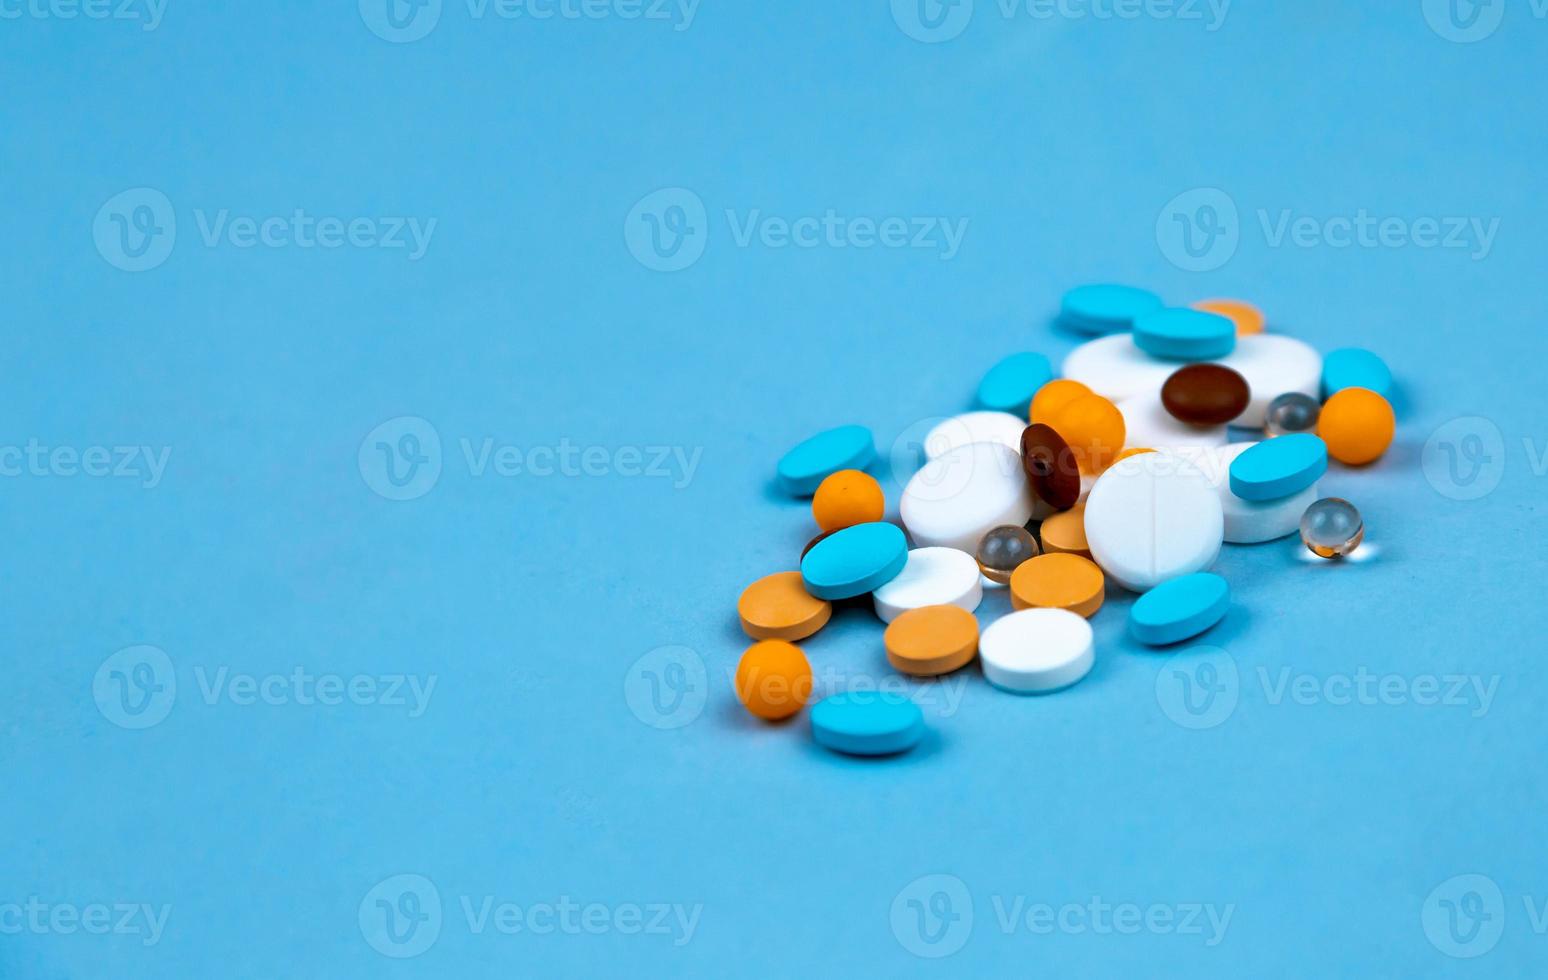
[1019, 424, 1082, 511]
[1161, 363, 1250, 426]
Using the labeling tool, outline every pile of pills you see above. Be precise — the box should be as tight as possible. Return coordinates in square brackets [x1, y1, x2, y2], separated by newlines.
[735, 285, 1395, 757]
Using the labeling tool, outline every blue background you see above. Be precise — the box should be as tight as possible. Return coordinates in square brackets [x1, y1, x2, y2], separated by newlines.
[5, 1, 1547, 975]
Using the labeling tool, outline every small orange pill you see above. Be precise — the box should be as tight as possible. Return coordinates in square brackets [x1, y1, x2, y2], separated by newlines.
[1192, 298, 1265, 336]
[1030, 379, 1091, 425]
[735, 640, 814, 721]
[883, 604, 980, 677]
[811, 469, 885, 532]
[738, 571, 832, 641]
[1009, 553, 1105, 618]
[1048, 393, 1126, 474]
[1039, 504, 1091, 559]
[1318, 387, 1395, 465]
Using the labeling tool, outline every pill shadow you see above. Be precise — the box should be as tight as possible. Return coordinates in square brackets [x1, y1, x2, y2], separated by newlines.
[796, 724, 946, 766]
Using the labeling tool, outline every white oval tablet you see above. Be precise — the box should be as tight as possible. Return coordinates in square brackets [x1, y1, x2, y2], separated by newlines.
[1084, 451, 1224, 592]
[900, 442, 1036, 553]
[979, 608, 1094, 694]
[1215, 335, 1321, 429]
[1117, 388, 1229, 455]
[1062, 334, 1177, 404]
[872, 547, 983, 623]
[1064, 333, 1322, 430]
[1199, 442, 1320, 544]
[923, 411, 1026, 460]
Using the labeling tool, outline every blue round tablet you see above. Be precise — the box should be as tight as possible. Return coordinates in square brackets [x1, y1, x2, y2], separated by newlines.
[1133, 307, 1237, 361]
[1321, 347, 1392, 399]
[800, 522, 908, 600]
[1129, 573, 1231, 646]
[810, 693, 924, 756]
[776, 424, 875, 496]
[1229, 434, 1328, 502]
[1061, 284, 1163, 334]
[976, 352, 1054, 415]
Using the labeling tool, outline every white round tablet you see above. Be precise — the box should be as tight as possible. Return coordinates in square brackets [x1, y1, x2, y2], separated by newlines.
[979, 608, 1095, 694]
[922, 411, 1026, 460]
[1117, 388, 1229, 455]
[1084, 452, 1224, 592]
[900, 442, 1036, 554]
[872, 547, 983, 623]
[1199, 442, 1320, 544]
[1061, 334, 1177, 404]
[1215, 334, 1321, 429]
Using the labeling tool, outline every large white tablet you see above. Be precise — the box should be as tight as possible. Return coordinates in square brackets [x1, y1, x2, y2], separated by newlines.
[1083, 452, 1224, 592]
[872, 547, 983, 623]
[900, 442, 1036, 554]
[979, 608, 1095, 694]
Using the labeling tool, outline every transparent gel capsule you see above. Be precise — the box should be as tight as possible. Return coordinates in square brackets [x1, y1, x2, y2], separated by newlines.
[1301, 497, 1364, 559]
[976, 525, 1040, 584]
[1265, 392, 1321, 437]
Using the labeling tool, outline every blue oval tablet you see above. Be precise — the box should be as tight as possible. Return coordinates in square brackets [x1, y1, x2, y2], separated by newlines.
[1229, 434, 1328, 502]
[776, 424, 875, 496]
[976, 352, 1054, 415]
[1061, 284, 1163, 334]
[1322, 348, 1392, 399]
[1133, 307, 1237, 361]
[801, 522, 908, 600]
[1130, 573, 1231, 646]
[810, 693, 924, 756]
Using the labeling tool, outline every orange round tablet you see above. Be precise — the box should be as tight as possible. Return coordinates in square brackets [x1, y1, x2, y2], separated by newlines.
[735, 640, 814, 721]
[1009, 553, 1105, 618]
[1047, 393, 1125, 474]
[1318, 387, 1395, 465]
[811, 469, 885, 532]
[884, 604, 979, 677]
[1040, 504, 1091, 559]
[1192, 299, 1265, 336]
[1030, 379, 1091, 425]
[738, 571, 832, 641]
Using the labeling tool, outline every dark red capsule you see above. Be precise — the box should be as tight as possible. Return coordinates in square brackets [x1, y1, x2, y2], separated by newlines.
[1020, 424, 1082, 511]
[1161, 363, 1250, 426]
